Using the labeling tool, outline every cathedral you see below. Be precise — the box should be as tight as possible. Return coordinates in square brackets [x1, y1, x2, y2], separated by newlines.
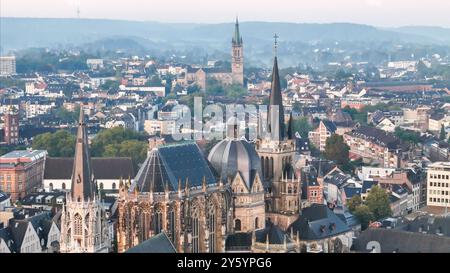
[60, 110, 111, 253]
[117, 41, 300, 252]
[184, 17, 244, 91]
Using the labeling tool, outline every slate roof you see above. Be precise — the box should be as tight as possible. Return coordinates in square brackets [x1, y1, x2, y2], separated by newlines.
[322, 120, 337, 133]
[352, 228, 450, 253]
[134, 142, 216, 193]
[348, 126, 401, 150]
[0, 191, 10, 203]
[125, 232, 176, 253]
[8, 221, 30, 252]
[288, 204, 351, 241]
[255, 221, 292, 245]
[343, 186, 362, 199]
[362, 180, 379, 194]
[44, 157, 136, 180]
[225, 232, 252, 251]
[0, 228, 15, 253]
[401, 215, 450, 237]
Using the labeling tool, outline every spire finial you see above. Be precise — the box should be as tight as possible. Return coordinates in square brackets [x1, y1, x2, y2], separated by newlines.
[273, 33, 279, 57]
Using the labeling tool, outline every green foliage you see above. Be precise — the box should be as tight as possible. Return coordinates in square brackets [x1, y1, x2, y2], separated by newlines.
[440, 125, 447, 141]
[324, 134, 350, 166]
[394, 127, 421, 144]
[32, 130, 76, 157]
[354, 205, 375, 230]
[342, 107, 367, 124]
[343, 103, 402, 125]
[187, 84, 201, 94]
[16, 49, 93, 73]
[100, 80, 120, 92]
[206, 78, 246, 98]
[226, 84, 247, 99]
[365, 185, 392, 220]
[91, 127, 149, 166]
[335, 68, 353, 81]
[55, 106, 80, 124]
[145, 75, 162, 87]
[347, 195, 363, 214]
[292, 117, 312, 138]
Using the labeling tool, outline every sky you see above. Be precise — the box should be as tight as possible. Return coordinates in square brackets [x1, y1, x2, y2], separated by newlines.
[1, 0, 450, 27]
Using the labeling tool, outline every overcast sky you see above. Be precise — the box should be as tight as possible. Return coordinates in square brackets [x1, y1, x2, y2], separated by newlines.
[1, 0, 450, 27]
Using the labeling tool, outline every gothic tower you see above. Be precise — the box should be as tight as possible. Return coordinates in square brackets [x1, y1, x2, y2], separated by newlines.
[256, 36, 299, 229]
[60, 108, 110, 253]
[231, 17, 244, 86]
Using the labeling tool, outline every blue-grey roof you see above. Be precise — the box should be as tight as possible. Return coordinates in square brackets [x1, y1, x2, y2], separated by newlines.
[322, 120, 337, 133]
[288, 204, 351, 241]
[362, 180, 378, 194]
[0, 191, 10, 203]
[343, 186, 362, 199]
[255, 221, 292, 245]
[125, 232, 176, 253]
[134, 142, 216, 193]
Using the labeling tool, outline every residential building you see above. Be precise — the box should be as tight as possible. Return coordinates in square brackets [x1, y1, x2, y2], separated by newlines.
[309, 120, 337, 151]
[0, 56, 16, 76]
[427, 162, 450, 208]
[344, 126, 403, 168]
[0, 150, 47, 202]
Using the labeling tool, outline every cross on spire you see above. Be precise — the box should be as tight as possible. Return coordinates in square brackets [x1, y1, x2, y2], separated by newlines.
[273, 33, 279, 57]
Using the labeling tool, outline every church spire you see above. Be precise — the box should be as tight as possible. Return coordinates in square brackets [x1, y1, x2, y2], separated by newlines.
[267, 34, 285, 141]
[70, 106, 95, 202]
[232, 16, 242, 46]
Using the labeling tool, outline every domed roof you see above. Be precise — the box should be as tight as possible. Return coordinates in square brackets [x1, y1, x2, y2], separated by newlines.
[208, 138, 262, 189]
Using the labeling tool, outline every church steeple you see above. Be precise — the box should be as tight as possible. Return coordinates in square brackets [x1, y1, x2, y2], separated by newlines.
[70, 106, 95, 202]
[267, 34, 285, 141]
[232, 16, 242, 46]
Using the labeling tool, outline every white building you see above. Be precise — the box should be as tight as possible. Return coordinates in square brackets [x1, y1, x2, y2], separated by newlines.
[427, 162, 450, 208]
[0, 56, 16, 76]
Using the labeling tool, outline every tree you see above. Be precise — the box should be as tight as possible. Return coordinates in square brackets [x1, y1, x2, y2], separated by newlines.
[55, 106, 80, 124]
[91, 127, 149, 166]
[292, 117, 312, 138]
[440, 125, 447, 141]
[324, 134, 350, 166]
[395, 127, 420, 145]
[365, 185, 392, 220]
[100, 80, 120, 91]
[347, 195, 362, 214]
[32, 130, 76, 157]
[225, 84, 247, 99]
[354, 205, 374, 230]
[145, 75, 162, 87]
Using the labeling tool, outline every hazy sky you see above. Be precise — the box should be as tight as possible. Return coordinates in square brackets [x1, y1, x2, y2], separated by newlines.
[1, 0, 450, 27]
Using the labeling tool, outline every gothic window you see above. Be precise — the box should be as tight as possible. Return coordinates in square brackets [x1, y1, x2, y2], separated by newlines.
[269, 158, 274, 179]
[288, 186, 293, 194]
[74, 214, 82, 236]
[85, 213, 90, 229]
[235, 219, 241, 231]
[168, 208, 176, 243]
[153, 207, 163, 235]
[208, 201, 217, 253]
[192, 217, 200, 253]
[255, 217, 259, 229]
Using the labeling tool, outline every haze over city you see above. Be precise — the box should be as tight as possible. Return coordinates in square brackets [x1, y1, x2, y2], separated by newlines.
[1, 0, 450, 27]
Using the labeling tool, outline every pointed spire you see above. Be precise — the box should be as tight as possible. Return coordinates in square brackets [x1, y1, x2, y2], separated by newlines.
[267, 39, 285, 142]
[70, 104, 95, 202]
[287, 112, 294, 140]
[232, 16, 242, 46]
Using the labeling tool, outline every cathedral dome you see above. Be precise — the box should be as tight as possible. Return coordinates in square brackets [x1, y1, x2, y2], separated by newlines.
[208, 138, 262, 189]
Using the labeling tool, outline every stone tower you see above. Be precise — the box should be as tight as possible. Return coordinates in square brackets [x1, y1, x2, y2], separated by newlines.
[60, 108, 110, 253]
[231, 17, 244, 86]
[4, 106, 19, 145]
[256, 37, 299, 229]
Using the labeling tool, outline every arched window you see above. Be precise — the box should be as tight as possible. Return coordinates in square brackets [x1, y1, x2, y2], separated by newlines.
[269, 158, 274, 179]
[255, 217, 259, 229]
[288, 186, 293, 194]
[112, 183, 116, 190]
[192, 217, 200, 253]
[235, 219, 241, 231]
[74, 214, 82, 236]
[100, 183, 104, 190]
[168, 208, 176, 243]
[153, 208, 163, 234]
[208, 205, 216, 253]
[62, 183, 66, 190]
